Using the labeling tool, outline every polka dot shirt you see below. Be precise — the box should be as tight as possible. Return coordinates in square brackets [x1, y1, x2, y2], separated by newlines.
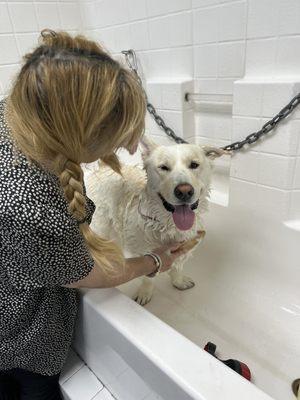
[0, 98, 96, 376]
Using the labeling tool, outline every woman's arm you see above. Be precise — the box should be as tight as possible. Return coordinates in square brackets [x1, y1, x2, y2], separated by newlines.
[63, 242, 187, 289]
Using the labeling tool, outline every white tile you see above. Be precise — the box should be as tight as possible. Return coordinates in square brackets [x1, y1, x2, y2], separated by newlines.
[114, 24, 130, 52]
[169, 46, 193, 78]
[0, 3, 13, 33]
[35, 2, 60, 30]
[8, 2, 38, 32]
[216, 78, 235, 95]
[194, 78, 217, 94]
[231, 116, 262, 144]
[148, 11, 192, 49]
[93, 388, 115, 400]
[168, 11, 192, 47]
[81, 1, 97, 29]
[0, 35, 20, 64]
[129, 21, 149, 51]
[59, 349, 84, 385]
[247, 0, 279, 39]
[289, 190, 300, 219]
[61, 366, 103, 400]
[196, 112, 216, 139]
[192, 0, 219, 7]
[111, 0, 129, 25]
[97, 1, 115, 28]
[145, 112, 165, 135]
[256, 118, 300, 156]
[218, 41, 245, 78]
[15, 32, 39, 57]
[293, 158, 300, 189]
[96, 0, 128, 27]
[147, 0, 191, 17]
[245, 38, 277, 78]
[160, 110, 184, 136]
[128, 0, 147, 21]
[218, 2, 246, 42]
[148, 16, 170, 49]
[183, 109, 195, 138]
[146, 82, 163, 108]
[161, 81, 192, 110]
[193, 6, 217, 44]
[141, 49, 171, 79]
[59, 2, 81, 31]
[233, 82, 263, 116]
[214, 113, 232, 140]
[0, 64, 20, 95]
[276, 37, 300, 77]
[194, 44, 217, 77]
[261, 82, 296, 118]
[230, 151, 259, 182]
[95, 28, 116, 53]
[278, 0, 300, 36]
[258, 154, 296, 189]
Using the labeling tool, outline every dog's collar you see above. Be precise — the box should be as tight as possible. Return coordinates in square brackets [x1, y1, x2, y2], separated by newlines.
[138, 199, 160, 223]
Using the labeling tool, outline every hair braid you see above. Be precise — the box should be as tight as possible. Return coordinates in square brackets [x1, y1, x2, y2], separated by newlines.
[59, 160, 86, 221]
[6, 29, 146, 274]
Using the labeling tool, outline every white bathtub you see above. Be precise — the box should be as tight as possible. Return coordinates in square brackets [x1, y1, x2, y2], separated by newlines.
[73, 182, 300, 400]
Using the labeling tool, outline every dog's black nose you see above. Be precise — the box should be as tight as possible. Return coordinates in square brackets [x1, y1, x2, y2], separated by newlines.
[174, 183, 194, 202]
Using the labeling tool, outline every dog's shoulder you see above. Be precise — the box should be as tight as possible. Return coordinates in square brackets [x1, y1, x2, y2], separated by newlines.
[120, 165, 146, 192]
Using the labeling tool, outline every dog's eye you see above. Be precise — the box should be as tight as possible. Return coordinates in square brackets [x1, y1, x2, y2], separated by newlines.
[159, 165, 170, 171]
[189, 161, 199, 169]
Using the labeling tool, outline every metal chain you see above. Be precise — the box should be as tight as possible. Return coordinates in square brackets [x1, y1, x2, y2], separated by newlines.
[122, 49, 300, 152]
[121, 49, 187, 145]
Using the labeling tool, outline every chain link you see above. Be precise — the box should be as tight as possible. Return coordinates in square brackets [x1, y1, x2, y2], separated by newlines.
[122, 49, 300, 152]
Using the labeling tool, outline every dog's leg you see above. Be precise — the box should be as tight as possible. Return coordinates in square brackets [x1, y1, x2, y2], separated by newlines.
[134, 276, 154, 306]
[168, 258, 195, 290]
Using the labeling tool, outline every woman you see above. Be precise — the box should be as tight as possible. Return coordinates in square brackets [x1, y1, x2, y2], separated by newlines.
[0, 30, 188, 400]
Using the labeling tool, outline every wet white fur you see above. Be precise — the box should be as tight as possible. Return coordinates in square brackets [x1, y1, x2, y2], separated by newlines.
[85, 136, 215, 305]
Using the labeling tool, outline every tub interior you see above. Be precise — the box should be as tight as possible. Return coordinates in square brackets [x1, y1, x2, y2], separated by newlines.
[118, 197, 300, 400]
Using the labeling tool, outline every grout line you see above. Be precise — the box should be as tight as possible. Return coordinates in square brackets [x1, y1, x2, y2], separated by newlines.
[231, 175, 292, 192]
[193, 0, 245, 12]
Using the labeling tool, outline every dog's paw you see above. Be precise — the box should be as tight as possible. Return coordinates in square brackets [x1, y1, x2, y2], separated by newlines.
[134, 288, 153, 306]
[172, 275, 195, 291]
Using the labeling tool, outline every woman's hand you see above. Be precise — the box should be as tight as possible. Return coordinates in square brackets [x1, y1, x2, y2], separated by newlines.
[145, 242, 189, 274]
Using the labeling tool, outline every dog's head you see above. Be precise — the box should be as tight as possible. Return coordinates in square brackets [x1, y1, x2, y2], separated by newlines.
[140, 135, 227, 231]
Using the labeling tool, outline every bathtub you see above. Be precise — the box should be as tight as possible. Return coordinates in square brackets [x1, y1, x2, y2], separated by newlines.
[74, 155, 300, 400]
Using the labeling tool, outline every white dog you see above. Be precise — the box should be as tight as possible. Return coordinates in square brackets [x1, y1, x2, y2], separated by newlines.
[85, 136, 226, 305]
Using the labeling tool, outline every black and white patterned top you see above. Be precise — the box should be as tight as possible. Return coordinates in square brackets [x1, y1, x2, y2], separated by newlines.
[0, 98, 96, 376]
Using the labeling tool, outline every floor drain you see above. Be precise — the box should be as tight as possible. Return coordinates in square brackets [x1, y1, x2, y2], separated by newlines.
[292, 379, 300, 397]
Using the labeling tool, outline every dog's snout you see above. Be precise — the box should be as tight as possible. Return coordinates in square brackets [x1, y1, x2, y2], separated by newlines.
[174, 183, 194, 202]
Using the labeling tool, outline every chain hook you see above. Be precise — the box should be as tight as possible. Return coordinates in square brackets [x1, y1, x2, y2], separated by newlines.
[121, 49, 138, 73]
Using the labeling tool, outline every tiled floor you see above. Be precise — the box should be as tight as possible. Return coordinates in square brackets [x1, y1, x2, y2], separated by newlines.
[60, 349, 116, 400]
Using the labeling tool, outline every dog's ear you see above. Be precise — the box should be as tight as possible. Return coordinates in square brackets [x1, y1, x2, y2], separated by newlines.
[139, 135, 158, 157]
[202, 146, 232, 160]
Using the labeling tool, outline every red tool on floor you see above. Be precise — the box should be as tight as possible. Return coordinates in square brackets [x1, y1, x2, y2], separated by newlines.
[204, 342, 251, 381]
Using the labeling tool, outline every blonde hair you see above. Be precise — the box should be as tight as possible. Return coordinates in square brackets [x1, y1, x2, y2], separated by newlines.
[5, 29, 146, 272]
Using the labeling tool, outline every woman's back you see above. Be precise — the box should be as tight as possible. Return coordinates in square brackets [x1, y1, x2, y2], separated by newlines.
[0, 98, 95, 375]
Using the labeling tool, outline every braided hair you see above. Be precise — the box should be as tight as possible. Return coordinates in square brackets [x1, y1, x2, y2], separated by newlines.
[5, 29, 146, 272]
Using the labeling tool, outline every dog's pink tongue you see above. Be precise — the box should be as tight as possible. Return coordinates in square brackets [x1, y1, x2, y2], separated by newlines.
[172, 205, 195, 231]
